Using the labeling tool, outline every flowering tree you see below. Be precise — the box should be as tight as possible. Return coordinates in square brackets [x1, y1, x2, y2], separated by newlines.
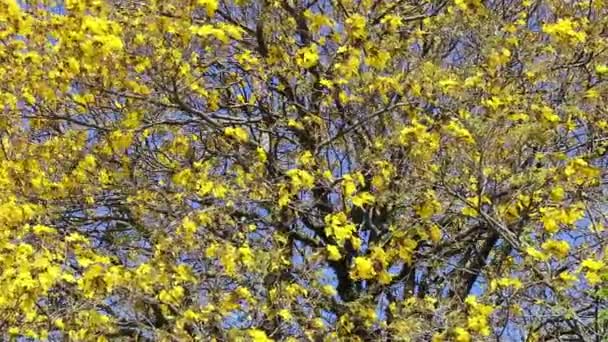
[1, 0, 608, 340]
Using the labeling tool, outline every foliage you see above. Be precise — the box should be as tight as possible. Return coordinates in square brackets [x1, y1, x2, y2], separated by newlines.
[1, 0, 608, 340]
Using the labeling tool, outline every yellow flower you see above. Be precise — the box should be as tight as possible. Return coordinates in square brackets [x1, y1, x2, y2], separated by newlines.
[180, 217, 198, 235]
[432, 332, 446, 342]
[417, 190, 443, 218]
[541, 239, 570, 259]
[550, 186, 566, 201]
[380, 14, 402, 31]
[256, 147, 267, 163]
[321, 285, 337, 296]
[296, 44, 319, 68]
[191, 24, 228, 43]
[539, 207, 560, 233]
[596, 64, 608, 74]
[350, 257, 376, 280]
[543, 18, 586, 43]
[326, 245, 342, 261]
[342, 174, 358, 197]
[558, 271, 578, 283]
[324, 212, 356, 246]
[444, 119, 475, 144]
[525, 247, 549, 261]
[54, 318, 65, 329]
[429, 224, 442, 243]
[238, 245, 255, 267]
[465, 296, 493, 336]
[158, 286, 185, 305]
[248, 329, 274, 342]
[286, 169, 315, 190]
[277, 309, 292, 321]
[345, 14, 367, 39]
[32, 224, 57, 235]
[377, 270, 392, 285]
[586, 272, 601, 285]
[453, 327, 471, 342]
[311, 318, 325, 329]
[352, 191, 375, 208]
[581, 258, 604, 272]
[224, 127, 249, 143]
[297, 150, 315, 166]
[490, 277, 523, 291]
[197, 0, 218, 16]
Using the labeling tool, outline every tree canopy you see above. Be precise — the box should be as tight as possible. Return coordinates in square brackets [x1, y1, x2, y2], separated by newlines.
[1, 0, 608, 340]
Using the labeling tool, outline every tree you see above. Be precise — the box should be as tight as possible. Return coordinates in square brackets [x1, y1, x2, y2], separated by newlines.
[1, 0, 607, 340]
